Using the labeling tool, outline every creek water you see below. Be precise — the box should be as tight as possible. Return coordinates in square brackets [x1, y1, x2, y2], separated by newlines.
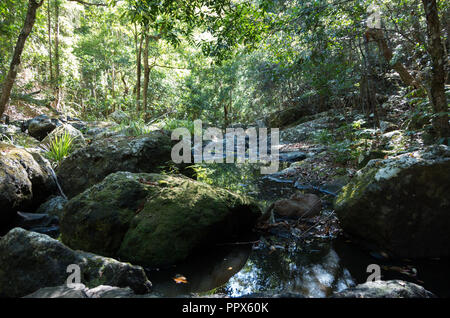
[147, 162, 450, 298]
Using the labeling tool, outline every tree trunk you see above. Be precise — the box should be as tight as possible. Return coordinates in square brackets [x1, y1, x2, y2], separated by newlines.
[366, 28, 422, 90]
[54, 0, 61, 110]
[47, 0, 53, 83]
[0, 0, 44, 118]
[142, 31, 150, 117]
[422, 0, 450, 138]
[135, 23, 143, 112]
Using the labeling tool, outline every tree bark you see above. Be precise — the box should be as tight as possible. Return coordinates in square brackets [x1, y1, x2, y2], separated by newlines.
[0, 0, 44, 118]
[47, 0, 53, 83]
[54, 0, 61, 110]
[142, 31, 150, 117]
[422, 0, 450, 138]
[135, 24, 143, 112]
[366, 28, 422, 90]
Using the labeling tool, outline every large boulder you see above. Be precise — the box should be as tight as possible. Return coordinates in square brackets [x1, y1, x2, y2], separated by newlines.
[27, 114, 61, 141]
[0, 228, 151, 298]
[332, 280, 435, 298]
[334, 145, 450, 258]
[0, 143, 57, 227]
[60, 171, 261, 267]
[41, 123, 86, 150]
[56, 131, 173, 198]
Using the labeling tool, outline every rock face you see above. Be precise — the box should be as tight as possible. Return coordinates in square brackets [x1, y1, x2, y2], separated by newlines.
[41, 123, 86, 150]
[332, 280, 435, 298]
[0, 228, 151, 298]
[0, 143, 57, 227]
[335, 145, 450, 258]
[60, 171, 261, 267]
[56, 131, 173, 198]
[27, 114, 61, 141]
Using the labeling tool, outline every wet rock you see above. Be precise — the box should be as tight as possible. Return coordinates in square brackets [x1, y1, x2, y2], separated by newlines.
[24, 284, 88, 298]
[56, 131, 173, 198]
[0, 228, 152, 297]
[279, 151, 307, 163]
[41, 123, 86, 150]
[332, 280, 436, 298]
[335, 145, 450, 258]
[36, 195, 67, 217]
[0, 143, 57, 227]
[27, 114, 61, 141]
[273, 192, 322, 219]
[60, 171, 261, 267]
[24, 284, 151, 298]
[14, 211, 58, 230]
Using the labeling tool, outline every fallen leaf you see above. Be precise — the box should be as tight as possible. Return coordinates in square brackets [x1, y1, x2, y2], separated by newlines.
[173, 275, 188, 284]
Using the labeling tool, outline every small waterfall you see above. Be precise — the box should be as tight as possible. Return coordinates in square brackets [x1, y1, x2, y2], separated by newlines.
[48, 166, 67, 200]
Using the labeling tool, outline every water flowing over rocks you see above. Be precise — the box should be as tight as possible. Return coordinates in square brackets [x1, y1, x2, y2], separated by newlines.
[56, 131, 174, 198]
[335, 145, 450, 258]
[0, 228, 152, 298]
[60, 171, 261, 267]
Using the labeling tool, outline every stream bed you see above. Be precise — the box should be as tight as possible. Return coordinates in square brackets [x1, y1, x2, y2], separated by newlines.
[147, 162, 450, 298]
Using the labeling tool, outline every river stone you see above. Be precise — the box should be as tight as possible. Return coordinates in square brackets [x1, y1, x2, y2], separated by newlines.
[0, 228, 152, 297]
[332, 280, 436, 298]
[56, 131, 173, 198]
[36, 195, 68, 217]
[27, 114, 61, 141]
[60, 171, 261, 267]
[334, 145, 450, 258]
[24, 284, 153, 298]
[0, 143, 57, 228]
[40, 123, 86, 150]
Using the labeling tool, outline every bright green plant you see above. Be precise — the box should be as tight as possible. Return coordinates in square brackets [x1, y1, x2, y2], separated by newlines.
[41, 132, 74, 165]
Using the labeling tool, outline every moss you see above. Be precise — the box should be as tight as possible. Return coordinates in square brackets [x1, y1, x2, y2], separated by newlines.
[61, 172, 261, 267]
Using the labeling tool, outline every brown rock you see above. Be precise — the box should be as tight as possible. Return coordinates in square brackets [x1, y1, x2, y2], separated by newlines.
[273, 192, 321, 219]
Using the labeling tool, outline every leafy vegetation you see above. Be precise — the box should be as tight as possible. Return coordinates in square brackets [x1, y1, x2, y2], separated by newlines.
[41, 131, 74, 164]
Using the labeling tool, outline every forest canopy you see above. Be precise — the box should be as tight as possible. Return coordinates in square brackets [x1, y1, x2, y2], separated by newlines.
[0, 0, 448, 137]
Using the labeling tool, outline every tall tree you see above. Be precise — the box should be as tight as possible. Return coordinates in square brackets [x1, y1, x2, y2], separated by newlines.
[0, 0, 44, 118]
[422, 0, 449, 138]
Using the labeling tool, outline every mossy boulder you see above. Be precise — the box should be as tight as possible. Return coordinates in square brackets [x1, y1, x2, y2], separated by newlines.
[60, 171, 261, 267]
[56, 131, 173, 198]
[0, 228, 151, 297]
[0, 143, 57, 228]
[334, 145, 450, 258]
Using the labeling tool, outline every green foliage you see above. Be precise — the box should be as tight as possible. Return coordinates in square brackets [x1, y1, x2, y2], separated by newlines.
[41, 131, 75, 165]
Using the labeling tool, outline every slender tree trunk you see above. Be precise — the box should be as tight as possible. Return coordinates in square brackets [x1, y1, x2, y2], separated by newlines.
[366, 28, 422, 90]
[422, 0, 450, 138]
[135, 23, 143, 112]
[142, 31, 150, 117]
[47, 0, 53, 83]
[54, 0, 61, 110]
[0, 0, 44, 118]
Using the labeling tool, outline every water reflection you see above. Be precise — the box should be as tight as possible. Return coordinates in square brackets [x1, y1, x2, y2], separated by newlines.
[224, 240, 355, 298]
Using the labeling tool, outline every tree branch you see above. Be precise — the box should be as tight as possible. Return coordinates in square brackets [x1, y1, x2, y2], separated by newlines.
[67, 0, 107, 7]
